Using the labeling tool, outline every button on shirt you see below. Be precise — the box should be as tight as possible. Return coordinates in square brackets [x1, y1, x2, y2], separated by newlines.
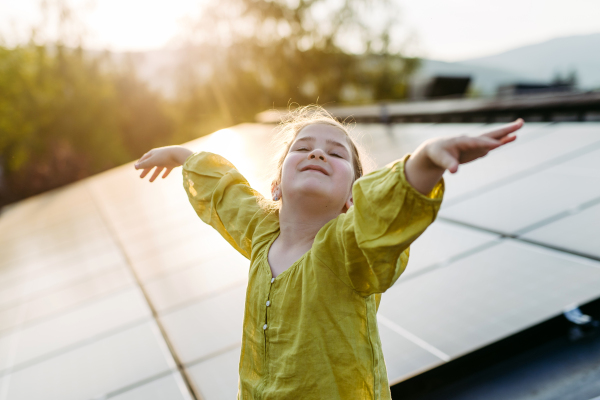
[183, 151, 444, 400]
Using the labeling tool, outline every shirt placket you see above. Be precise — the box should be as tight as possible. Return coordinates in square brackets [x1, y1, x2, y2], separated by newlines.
[263, 276, 275, 375]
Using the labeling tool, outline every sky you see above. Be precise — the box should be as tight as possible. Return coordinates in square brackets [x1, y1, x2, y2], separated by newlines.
[1, 0, 600, 62]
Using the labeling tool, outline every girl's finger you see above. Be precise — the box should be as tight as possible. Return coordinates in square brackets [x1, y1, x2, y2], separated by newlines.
[149, 167, 163, 182]
[457, 136, 501, 151]
[499, 135, 517, 145]
[481, 118, 524, 140]
[140, 167, 153, 179]
[162, 167, 173, 179]
[135, 152, 152, 169]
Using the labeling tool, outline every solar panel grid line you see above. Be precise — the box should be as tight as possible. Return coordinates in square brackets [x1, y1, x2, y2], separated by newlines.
[0, 267, 137, 334]
[123, 236, 237, 282]
[378, 325, 446, 385]
[0, 301, 27, 385]
[86, 183, 200, 400]
[506, 239, 600, 269]
[0, 233, 115, 267]
[516, 194, 600, 236]
[130, 246, 242, 284]
[517, 237, 600, 264]
[117, 219, 215, 253]
[437, 216, 514, 237]
[147, 274, 248, 315]
[185, 346, 242, 400]
[0, 234, 120, 270]
[0, 287, 151, 371]
[0, 247, 122, 285]
[115, 227, 205, 255]
[398, 239, 502, 284]
[440, 164, 600, 236]
[377, 315, 451, 362]
[0, 321, 177, 400]
[0, 211, 109, 250]
[0, 316, 152, 376]
[438, 208, 600, 265]
[0, 251, 129, 298]
[183, 341, 243, 369]
[0, 246, 126, 285]
[107, 372, 195, 400]
[97, 199, 193, 233]
[0, 255, 128, 307]
[100, 369, 177, 399]
[0, 287, 146, 339]
[521, 201, 600, 260]
[0, 213, 106, 254]
[0, 187, 99, 238]
[0, 259, 129, 311]
[158, 284, 246, 366]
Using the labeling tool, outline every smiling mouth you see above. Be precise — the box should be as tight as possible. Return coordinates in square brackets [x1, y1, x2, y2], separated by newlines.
[301, 166, 329, 175]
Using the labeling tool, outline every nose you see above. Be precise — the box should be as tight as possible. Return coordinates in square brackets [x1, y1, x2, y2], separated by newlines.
[309, 148, 326, 161]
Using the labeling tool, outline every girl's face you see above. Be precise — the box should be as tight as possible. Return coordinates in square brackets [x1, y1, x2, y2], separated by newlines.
[278, 124, 355, 212]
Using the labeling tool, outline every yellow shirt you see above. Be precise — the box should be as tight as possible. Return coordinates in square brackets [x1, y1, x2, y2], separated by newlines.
[182, 151, 444, 400]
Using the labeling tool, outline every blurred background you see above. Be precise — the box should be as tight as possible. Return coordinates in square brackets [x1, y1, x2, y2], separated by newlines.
[1, 1, 600, 400]
[1, 0, 600, 207]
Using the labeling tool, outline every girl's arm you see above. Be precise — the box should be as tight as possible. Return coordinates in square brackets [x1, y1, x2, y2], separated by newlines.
[313, 119, 524, 296]
[134, 145, 193, 181]
[405, 119, 524, 195]
[136, 147, 273, 259]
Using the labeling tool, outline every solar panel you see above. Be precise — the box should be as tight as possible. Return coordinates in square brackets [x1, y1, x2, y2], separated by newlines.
[522, 200, 600, 259]
[442, 122, 600, 204]
[186, 346, 241, 400]
[1, 122, 599, 399]
[440, 145, 600, 235]
[380, 240, 600, 359]
[398, 220, 499, 281]
[0, 321, 176, 400]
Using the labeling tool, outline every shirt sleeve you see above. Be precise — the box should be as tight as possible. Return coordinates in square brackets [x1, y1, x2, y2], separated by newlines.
[182, 151, 268, 259]
[312, 153, 444, 297]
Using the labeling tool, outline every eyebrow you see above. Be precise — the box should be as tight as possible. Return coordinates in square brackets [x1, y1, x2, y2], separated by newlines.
[295, 136, 349, 152]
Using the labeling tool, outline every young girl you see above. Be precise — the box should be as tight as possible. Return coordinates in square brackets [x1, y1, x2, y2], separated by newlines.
[134, 107, 523, 399]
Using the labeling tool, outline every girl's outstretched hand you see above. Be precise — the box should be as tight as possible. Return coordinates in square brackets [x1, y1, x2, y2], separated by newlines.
[134, 145, 193, 182]
[405, 119, 524, 195]
[427, 118, 523, 173]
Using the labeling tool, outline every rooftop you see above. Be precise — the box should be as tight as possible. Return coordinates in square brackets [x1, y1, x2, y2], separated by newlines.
[1, 121, 599, 399]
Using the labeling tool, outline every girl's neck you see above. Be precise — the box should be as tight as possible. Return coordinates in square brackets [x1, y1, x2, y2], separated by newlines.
[268, 196, 345, 278]
[277, 197, 343, 247]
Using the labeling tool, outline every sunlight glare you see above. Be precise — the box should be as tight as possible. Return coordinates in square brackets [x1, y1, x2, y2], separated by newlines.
[201, 128, 268, 195]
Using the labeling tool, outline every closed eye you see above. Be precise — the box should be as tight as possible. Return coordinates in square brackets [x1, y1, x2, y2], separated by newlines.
[330, 153, 343, 158]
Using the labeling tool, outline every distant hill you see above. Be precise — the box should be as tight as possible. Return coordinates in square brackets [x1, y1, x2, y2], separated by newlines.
[460, 33, 600, 89]
[416, 33, 600, 96]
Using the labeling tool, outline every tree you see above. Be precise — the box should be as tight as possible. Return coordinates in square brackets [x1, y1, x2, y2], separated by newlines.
[171, 0, 418, 129]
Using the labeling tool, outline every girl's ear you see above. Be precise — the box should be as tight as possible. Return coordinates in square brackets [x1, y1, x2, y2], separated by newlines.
[271, 181, 281, 201]
[342, 195, 353, 213]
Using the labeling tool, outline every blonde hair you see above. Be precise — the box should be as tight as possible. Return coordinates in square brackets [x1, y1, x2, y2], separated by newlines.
[261, 105, 368, 211]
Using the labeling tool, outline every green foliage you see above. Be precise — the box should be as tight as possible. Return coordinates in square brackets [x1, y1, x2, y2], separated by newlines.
[173, 0, 418, 123]
[0, 44, 176, 206]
